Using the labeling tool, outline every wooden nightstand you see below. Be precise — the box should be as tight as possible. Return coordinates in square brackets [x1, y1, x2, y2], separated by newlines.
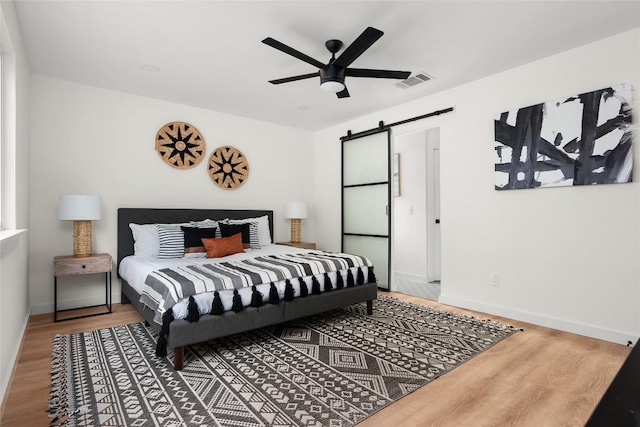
[277, 241, 316, 250]
[54, 253, 112, 322]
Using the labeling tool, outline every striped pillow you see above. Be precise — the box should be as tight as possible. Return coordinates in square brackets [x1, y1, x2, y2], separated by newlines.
[218, 222, 260, 249]
[157, 225, 185, 259]
[228, 215, 271, 246]
[245, 221, 260, 249]
[193, 219, 223, 238]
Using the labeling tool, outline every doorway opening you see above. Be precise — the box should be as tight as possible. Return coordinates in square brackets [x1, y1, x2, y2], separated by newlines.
[392, 127, 440, 301]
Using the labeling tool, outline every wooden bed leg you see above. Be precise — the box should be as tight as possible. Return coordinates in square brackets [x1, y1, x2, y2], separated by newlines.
[173, 347, 184, 370]
[367, 299, 373, 315]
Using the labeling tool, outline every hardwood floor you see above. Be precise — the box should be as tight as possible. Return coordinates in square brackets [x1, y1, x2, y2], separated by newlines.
[1, 292, 631, 426]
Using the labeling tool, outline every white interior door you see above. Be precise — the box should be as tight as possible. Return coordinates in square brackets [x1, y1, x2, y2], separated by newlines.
[342, 130, 391, 290]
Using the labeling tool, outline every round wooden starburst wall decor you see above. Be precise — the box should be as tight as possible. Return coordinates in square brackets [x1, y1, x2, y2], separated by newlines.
[208, 146, 250, 190]
[155, 121, 205, 169]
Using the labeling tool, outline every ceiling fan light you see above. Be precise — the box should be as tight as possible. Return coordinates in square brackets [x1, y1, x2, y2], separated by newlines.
[320, 81, 345, 93]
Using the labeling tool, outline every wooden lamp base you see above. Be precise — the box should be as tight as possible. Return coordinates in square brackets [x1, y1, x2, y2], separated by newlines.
[290, 218, 301, 244]
[73, 220, 93, 258]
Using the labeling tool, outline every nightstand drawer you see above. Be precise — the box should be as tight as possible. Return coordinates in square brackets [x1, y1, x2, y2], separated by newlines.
[54, 253, 112, 276]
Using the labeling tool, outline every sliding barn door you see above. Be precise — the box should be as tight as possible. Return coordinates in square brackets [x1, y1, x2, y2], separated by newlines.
[342, 130, 391, 290]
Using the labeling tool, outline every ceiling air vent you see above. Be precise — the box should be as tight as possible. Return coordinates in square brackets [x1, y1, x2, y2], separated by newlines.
[395, 72, 434, 89]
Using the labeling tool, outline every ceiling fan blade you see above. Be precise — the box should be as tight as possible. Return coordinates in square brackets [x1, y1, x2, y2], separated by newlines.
[336, 87, 350, 98]
[333, 27, 384, 68]
[268, 72, 319, 85]
[262, 37, 325, 69]
[346, 68, 411, 79]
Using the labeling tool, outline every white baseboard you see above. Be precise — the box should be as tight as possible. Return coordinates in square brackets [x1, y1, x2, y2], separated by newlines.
[30, 295, 120, 315]
[439, 295, 638, 346]
[393, 271, 427, 286]
[0, 311, 30, 408]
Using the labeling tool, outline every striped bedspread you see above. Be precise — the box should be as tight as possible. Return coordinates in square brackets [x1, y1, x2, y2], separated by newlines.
[141, 251, 373, 317]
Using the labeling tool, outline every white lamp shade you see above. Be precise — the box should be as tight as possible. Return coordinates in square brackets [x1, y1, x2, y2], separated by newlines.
[58, 194, 102, 221]
[284, 202, 308, 219]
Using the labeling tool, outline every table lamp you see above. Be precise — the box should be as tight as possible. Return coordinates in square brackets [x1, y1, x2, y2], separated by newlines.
[58, 194, 102, 257]
[284, 202, 308, 244]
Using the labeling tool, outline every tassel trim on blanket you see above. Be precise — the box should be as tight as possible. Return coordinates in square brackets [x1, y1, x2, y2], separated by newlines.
[311, 276, 322, 295]
[336, 271, 344, 289]
[211, 291, 224, 315]
[186, 296, 200, 322]
[232, 290, 243, 312]
[250, 285, 263, 307]
[324, 272, 333, 292]
[269, 283, 280, 305]
[367, 266, 377, 284]
[155, 308, 174, 357]
[299, 277, 309, 297]
[284, 279, 294, 301]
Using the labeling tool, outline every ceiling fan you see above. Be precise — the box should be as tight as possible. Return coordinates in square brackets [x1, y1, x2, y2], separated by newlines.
[262, 27, 411, 98]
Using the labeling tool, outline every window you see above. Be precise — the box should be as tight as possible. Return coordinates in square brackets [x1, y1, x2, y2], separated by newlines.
[0, 6, 17, 232]
[0, 3, 21, 233]
[0, 49, 3, 229]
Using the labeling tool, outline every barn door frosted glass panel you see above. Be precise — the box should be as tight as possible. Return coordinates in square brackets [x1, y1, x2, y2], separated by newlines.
[343, 235, 389, 289]
[343, 186, 388, 235]
[343, 132, 388, 186]
[342, 130, 390, 290]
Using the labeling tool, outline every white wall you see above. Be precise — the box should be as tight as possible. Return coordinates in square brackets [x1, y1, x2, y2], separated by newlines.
[29, 76, 314, 313]
[0, 0, 30, 410]
[314, 29, 640, 344]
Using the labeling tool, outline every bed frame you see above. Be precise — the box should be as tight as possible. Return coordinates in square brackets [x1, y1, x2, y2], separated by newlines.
[117, 208, 378, 370]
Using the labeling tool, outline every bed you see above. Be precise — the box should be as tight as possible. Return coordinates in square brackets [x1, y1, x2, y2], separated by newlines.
[117, 208, 378, 370]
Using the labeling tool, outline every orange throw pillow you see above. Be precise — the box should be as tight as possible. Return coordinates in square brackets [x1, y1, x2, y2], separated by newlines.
[201, 233, 244, 258]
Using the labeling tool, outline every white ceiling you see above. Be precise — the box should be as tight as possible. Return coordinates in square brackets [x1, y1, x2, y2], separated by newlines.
[14, 1, 640, 131]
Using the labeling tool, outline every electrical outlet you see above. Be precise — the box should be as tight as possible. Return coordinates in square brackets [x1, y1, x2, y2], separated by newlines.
[490, 272, 500, 286]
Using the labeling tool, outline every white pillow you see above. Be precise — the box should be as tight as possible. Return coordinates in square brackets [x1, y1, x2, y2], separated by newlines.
[129, 223, 160, 257]
[129, 222, 191, 257]
[228, 215, 272, 246]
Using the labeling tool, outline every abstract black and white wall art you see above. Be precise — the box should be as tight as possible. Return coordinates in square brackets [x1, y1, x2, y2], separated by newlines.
[494, 84, 633, 190]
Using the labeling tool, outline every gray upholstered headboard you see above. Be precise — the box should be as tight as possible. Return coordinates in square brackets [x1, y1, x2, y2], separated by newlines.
[117, 208, 274, 273]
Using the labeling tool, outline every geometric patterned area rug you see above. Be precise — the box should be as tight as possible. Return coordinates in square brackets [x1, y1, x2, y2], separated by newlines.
[49, 295, 516, 426]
